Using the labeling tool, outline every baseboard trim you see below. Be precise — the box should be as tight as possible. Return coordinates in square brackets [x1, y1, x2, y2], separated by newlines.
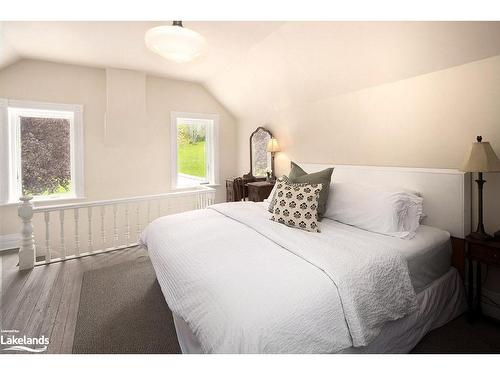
[0, 233, 20, 252]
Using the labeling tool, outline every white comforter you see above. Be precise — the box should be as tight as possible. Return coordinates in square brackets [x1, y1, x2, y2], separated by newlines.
[140, 202, 418, 353]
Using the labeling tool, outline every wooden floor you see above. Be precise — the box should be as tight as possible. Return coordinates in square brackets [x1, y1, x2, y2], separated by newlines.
[0, 246, 148, 354]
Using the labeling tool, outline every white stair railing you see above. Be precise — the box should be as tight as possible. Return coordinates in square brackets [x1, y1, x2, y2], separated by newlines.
[17, 186, 216, 270]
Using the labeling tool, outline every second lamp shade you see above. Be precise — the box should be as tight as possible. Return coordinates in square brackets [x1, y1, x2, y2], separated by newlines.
[461, 137, 500, 172]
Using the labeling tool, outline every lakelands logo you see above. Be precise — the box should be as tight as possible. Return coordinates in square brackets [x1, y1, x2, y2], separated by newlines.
[1, 329, 49, 353]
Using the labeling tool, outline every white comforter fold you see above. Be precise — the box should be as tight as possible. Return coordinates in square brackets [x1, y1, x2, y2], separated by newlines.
[140, 202, 418, 353]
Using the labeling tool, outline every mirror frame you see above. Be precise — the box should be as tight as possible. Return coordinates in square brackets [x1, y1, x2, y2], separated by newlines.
[244, 126, 273, 179]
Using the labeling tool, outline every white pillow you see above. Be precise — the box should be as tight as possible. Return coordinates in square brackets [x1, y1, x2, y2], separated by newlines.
[323, 183, 424, 239]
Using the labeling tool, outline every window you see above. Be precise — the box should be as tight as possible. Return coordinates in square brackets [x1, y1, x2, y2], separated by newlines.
[170, 112, 219, 188]
[0, 99, 84, 204]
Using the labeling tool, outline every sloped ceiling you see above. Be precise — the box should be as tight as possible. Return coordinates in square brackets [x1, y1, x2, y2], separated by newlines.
[2, 21, 500, 120]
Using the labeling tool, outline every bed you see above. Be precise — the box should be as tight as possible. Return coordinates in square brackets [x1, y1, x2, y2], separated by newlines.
[139, 164, 471, 354]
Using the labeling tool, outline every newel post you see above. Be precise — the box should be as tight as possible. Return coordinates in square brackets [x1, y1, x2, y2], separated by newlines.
[18, 196, 35, 270]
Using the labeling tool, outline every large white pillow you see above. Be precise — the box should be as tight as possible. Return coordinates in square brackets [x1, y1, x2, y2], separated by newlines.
[323, 183, 424, 239]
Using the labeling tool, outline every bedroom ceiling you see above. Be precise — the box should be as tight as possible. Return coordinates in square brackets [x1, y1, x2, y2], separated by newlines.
[2, 21, 500, 120]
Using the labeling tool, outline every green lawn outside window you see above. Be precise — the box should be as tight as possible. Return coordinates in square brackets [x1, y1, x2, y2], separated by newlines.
[178, 141, 206, 178]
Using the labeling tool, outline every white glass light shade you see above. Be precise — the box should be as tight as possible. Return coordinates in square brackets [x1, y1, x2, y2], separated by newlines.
[145, 25, 207, 63]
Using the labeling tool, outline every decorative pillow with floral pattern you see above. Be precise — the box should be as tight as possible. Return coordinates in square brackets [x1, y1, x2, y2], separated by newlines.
[267, 175, 310, 213]
[269, 182, 322, 232]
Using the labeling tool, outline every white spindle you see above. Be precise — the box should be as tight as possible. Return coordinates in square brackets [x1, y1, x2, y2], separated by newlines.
[87, 206, 93, 252]
[113, 204, 118, 247]
[166, 197, 171, 216]
[74, 208, 80, 256]
[44, 211, 51, 263]
[157, 201, 161, 219]
[136, 204, 141, 238]
[125, 203, 130, 244]
[147, 201, 151, 224]
[59, 210, 66, 259]
[18, 197, 35, 270]
[100, 206, 106, 248]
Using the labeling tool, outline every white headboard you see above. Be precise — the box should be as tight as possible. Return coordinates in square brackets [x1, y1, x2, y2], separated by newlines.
[298, 163, 471, 238]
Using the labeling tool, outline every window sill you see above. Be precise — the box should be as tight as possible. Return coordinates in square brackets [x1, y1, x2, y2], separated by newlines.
[0, 196, 86, 208]
[171, 183, 220, 190]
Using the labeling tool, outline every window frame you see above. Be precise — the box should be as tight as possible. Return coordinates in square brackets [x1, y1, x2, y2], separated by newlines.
[170, 111, 219, 189]
[0, 99, 84, 204]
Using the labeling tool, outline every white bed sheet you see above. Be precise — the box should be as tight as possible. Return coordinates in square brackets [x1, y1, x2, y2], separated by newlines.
[173, 268, 466, 354]
[261, 202, 451, 292]
[310, 207, 451, 293]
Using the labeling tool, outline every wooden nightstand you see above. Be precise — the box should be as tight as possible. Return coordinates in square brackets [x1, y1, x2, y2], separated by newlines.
[247, 181, 275, 202]
[465, 236, 500, 321]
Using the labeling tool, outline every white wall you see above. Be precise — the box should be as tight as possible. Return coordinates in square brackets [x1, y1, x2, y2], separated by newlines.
[0, 59, 238, 236]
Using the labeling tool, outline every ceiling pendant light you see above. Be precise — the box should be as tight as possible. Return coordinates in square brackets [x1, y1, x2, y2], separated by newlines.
[145, 21, 207, 63]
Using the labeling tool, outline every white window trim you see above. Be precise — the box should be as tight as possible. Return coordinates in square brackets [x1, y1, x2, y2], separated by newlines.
[0, 99, 84, 204]
[170, 111, 219, 189]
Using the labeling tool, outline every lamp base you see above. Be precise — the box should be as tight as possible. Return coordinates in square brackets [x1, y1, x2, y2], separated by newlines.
[469, 231, 493, 241]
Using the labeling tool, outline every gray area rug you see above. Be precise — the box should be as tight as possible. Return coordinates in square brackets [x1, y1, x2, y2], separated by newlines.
[72, 256, 181, 354]
[73, 255, 500, 354]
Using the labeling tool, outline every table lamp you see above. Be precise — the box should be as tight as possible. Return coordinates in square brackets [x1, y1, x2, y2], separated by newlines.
[266, 137, 281, 180]
[461, 136, 500, 240]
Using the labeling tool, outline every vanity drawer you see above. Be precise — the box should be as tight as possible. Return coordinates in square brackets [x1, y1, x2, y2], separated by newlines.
[247, 181, 274, 202]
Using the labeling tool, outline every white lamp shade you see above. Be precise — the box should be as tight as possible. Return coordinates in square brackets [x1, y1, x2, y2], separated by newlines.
[266, 138, 281, 153]
[145, 25, 207, 63]
[461, 139, 500, 172]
